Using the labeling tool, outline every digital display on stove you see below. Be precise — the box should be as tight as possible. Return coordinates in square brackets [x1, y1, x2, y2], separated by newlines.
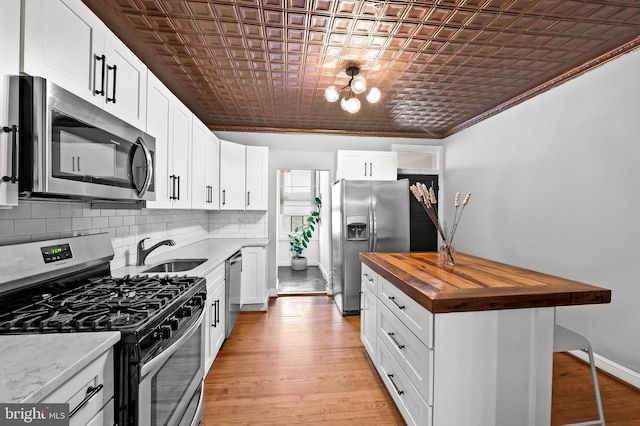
[41, 243, 72, 263]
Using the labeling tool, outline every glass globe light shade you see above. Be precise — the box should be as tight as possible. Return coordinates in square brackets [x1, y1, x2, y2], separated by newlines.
[324, 86, 339, 102]
[340, 97, 349, 112]
[345, 97, 361, 113]
[350, 76, 367, 94]
[366, 87, 381, 103]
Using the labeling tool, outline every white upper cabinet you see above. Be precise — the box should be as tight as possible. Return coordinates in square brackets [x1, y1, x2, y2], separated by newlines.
[145, 73, 191, 209]
[336, 150, 398, 181]
[0, 0, 20, 208]
[245, 146, 268, 210]
[22, 0, 147, 129]
[219, 140, 246, 210]
[191, 117, 219, 210]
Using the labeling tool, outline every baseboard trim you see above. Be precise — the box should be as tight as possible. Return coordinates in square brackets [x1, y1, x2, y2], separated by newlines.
[569, 350, 640, 390]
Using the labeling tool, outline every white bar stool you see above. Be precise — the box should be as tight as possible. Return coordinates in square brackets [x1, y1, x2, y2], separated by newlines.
[553, 324, 606, 426]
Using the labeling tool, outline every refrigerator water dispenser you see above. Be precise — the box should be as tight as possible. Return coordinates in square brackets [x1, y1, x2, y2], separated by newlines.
[346, 216, 368, 240]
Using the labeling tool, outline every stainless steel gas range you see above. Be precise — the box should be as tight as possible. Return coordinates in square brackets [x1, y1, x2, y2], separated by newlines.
[0, 233, 206, 426]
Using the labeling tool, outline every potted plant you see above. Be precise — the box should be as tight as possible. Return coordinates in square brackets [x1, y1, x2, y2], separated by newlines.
[288, 197, 322, 270]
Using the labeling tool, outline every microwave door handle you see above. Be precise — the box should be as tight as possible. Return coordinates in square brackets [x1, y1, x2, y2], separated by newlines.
[1, 125, 18, 183]
[134, 136, 153, 198]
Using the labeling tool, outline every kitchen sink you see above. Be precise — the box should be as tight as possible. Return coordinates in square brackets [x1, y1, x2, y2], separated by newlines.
[142, 258, 207, 273]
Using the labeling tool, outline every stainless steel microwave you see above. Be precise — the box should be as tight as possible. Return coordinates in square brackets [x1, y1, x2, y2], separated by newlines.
[11, 76, 155, 202]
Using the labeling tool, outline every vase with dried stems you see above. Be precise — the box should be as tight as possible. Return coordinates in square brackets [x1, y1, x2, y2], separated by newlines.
[410, 183, 471, 265]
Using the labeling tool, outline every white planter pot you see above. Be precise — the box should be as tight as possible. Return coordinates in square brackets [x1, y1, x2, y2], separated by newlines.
[291, 256, 307, 271]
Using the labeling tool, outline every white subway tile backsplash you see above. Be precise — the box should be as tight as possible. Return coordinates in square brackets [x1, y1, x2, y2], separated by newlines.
[31, 203, 60, 219]
[72, 217, 92, 231]
[0, 201, 268, 264]
[46, 218, 72, 233]
[15, 219, 46, 235]
[92, 217, 109, 228]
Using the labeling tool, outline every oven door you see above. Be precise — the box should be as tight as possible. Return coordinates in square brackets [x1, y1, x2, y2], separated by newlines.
[138, 310, 205, 426]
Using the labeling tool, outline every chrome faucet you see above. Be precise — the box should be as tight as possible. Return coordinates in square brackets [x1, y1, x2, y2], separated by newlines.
[136, 238, 176, 266]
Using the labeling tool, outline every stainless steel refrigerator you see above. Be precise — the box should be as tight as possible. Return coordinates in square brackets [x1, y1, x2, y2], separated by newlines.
[331, 179, 410, 315]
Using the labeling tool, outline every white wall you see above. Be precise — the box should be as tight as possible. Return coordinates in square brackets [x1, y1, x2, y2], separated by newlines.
[443, 48, 640, 375]
[214, 132, 441, 294]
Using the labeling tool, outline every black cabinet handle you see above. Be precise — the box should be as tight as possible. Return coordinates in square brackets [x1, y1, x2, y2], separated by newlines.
[364, 162, 367, 176]
[222, 189, 226, 205]
[170, 175, 176, 200]
[387, 374, 404, 396]
[369, 162, 373, 176]
[2, 125, 18, 183]
[176, 175, 180, 200]
[106, 64, 117, 103]
[388, 332, 405, 350]
[215, 300, 220, 324]
[387, 295, 405, 310]
[77, 156, 80, 172]
[212, 301, 217, 328]
[94, 54, 105, 96]
[69, 384, 104, 418]
[247, 191, 250, 206]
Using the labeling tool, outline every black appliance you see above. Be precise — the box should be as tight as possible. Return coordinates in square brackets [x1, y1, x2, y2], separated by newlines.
[0, 233, 206, 426]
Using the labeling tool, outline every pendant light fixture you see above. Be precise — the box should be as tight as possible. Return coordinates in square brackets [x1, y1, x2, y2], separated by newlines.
[325, 66, 381, 113]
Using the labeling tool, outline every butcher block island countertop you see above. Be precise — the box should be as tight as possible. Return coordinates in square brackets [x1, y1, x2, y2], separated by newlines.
[359, 251, 611, 313]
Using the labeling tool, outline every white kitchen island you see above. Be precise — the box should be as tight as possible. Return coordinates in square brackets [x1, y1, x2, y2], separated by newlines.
[360, 252, 611, 426]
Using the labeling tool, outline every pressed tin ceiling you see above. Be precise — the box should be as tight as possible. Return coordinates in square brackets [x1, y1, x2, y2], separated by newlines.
[82, 0, 640, 138]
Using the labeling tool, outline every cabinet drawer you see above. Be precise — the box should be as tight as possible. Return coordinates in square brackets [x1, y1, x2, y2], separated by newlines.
[378, 301, 433, 404]
[85, 398, 114, 426]
[377, 336, 432, 426]
[379, 277, 433, 348]
[41, 348, 114, 426]
[206, 264, 225, 293]
[361, 263, 377, 293]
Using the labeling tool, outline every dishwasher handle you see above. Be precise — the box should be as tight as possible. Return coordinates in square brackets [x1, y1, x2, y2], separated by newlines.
[228, 251, 242, 270]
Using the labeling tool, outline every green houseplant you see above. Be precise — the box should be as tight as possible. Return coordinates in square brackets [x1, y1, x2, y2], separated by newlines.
[288, 197, 322, 270]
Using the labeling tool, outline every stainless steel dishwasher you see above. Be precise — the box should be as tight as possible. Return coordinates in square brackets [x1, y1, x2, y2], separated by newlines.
[225, 250, 242, 338]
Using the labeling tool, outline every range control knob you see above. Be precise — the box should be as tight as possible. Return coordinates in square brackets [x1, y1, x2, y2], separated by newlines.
[192, 295, 204, 306]
[167, 318, 179, 331]
[160, 325, 172, 340]
[180, 306, 193, 318]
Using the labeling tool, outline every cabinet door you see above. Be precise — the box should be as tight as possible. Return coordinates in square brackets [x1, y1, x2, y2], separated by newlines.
[210, 282, 226, 363]
[101, 31, 147, 129]
[240, 247, 266, 305]
[245, 146, 268, 210]
[206, 134, 220, 209]
[360, 277, 377, 360]
[219, 140, 246, 210]
[191, 118, 219, 210]
[369, 152, 398, 180]
[170, 101, 192, 209]
[145, 73, 173, 209]
[336, 150, 398, 181]
[0, 0, 20, 207]
[191, 117, 209, 210]
[22, 0, 105, 107]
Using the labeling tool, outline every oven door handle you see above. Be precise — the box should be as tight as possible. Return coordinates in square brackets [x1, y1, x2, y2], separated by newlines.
[140, 310, 204, 378]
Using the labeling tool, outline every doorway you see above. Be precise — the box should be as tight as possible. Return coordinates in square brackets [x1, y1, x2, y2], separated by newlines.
[275, 169, 331, 295]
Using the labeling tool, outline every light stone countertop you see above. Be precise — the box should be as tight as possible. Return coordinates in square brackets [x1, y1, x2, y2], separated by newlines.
[112, 238, 270, 278]
[0, 332, 120, 403]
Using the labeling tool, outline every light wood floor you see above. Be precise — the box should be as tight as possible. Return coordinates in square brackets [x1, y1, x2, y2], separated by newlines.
[202, 296, 640, 425]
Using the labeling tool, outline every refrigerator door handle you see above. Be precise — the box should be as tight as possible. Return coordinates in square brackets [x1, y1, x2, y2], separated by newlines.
[372, 199, 378, 251]
[368, 200, 374, 251]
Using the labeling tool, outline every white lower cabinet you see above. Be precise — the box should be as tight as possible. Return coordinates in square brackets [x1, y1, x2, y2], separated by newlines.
[362, 262, 433, 426]
[377, 337, 432, 426]
[360, 264, 377, 360]
[204, 264, 226, 374]
[41, 347, 115, 426]
[240, 246, 267, 307]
